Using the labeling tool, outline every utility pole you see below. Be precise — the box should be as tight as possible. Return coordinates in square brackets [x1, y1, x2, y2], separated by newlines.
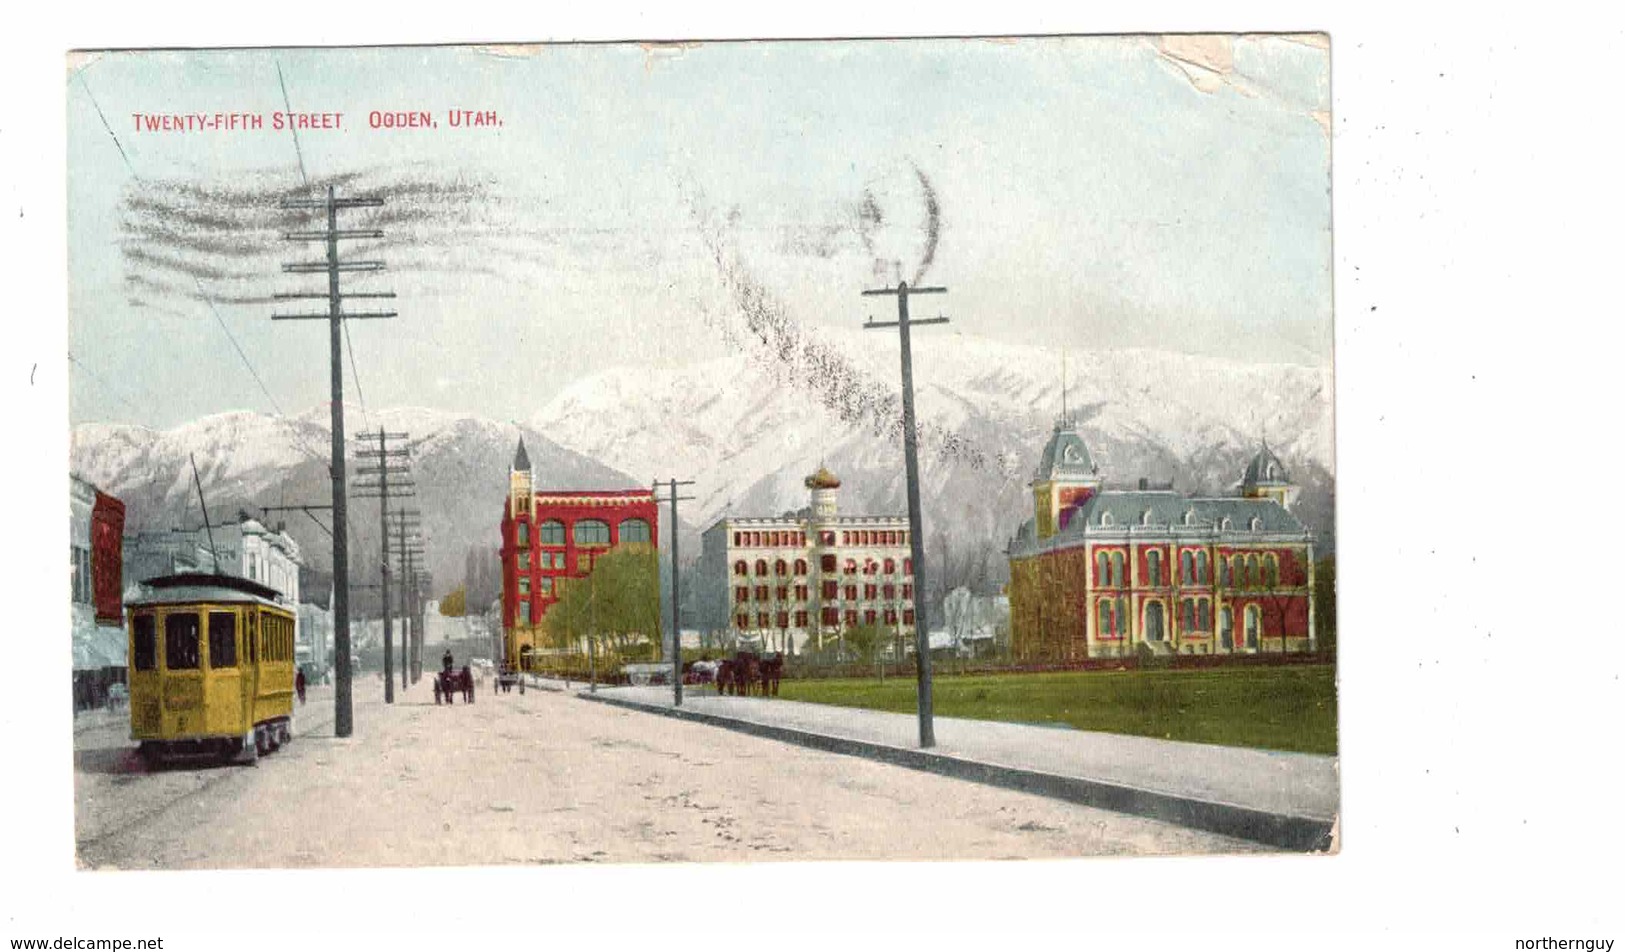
[276, 184, 396, 738]
[862, 279, 949, 749]
[655, 479, 696, 705]
[389, 506, 424, 683]
[355, 428, 412, 702]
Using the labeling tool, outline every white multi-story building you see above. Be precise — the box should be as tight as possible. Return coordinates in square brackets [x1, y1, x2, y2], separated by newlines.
[125, 512, 306, 651]
[699, 466, 916, 653]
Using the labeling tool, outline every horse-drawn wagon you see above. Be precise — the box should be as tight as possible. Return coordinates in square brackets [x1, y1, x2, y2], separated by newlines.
[433, 665, 474, 704]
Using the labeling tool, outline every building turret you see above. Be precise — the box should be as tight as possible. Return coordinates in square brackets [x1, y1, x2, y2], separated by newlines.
[1029, 419, 1103, 540]
[1239, 440, 1299, 509]
[804, 465, 841, 522]
[509, 437, 533, 515]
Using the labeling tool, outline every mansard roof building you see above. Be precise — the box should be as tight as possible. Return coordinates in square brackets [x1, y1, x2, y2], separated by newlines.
[1007, 418, 1317, 660]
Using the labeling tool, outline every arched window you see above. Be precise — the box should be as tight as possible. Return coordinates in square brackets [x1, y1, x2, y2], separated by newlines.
[1220, 516, 1233, 531]
[883, 558, 896, 574]
[1145, 601, 1165, 642]
[794, 559, 808, 576]
[1111, 552, 1125, 587]
[1184, 509, 1195, 526]
[1142, 509, 1154, 526]
[733, 560, 747, 576]
[755, 560, 769, 577]
[1246, 555, 1260, 587]
[1245, 605, 1261, 649]
[903, 558, 913, 576]
[1117, 596, 1129, 636]
[1196, 551, 1209, 584]
[1220, 608, 1233, 649]
[1198, 599, 1211, 630]
[1101, 512, 1114, 527]
[1098, 601, 1113, 638]
[844, 559, 858, 575]
[1264, 554, 1279, 588]
[774, 559, 788, 577]
[1181, 551, 1195, 585]
[619, 518, 651, 544]
[1147, 550, 1162, 586]
[1250, 516, 1263, 532]
[539, 520, 565, 545]
[575, 520, 611, 545]
[1182, 599, 1195, 631]
[1266, 463, 1276, 480]
[517, 523, 530, 545]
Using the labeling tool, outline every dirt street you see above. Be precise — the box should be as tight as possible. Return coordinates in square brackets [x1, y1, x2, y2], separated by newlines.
[75, 673, 1260, 868]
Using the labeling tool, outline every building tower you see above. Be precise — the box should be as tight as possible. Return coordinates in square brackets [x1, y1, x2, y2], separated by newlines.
[1029, 418, 1104, 541]
[510, 437, 533, 511]
[805, 465, 841, 644]
[1239, 440, 1299, 510]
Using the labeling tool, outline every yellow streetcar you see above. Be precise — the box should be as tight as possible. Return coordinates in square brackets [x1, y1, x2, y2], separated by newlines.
[127, 573, 297, 766]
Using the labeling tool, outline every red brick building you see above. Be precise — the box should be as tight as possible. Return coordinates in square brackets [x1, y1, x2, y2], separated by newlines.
[498, 438, 658, 668]
[1007, 419, 1316, 660]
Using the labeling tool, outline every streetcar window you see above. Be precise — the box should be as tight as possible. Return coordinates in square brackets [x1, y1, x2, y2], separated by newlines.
[132, 614, 156, 671]
[164, 613, 201, 670]
[208, 612, 237, 668]
[248, 612, 257, 663]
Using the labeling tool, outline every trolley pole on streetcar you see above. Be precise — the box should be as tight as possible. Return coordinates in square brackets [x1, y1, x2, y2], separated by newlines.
[655, 479, 696, 706]
[861, 280, 949, 749]
[276, 185, 396, 738]
[355, 429, 412, 703]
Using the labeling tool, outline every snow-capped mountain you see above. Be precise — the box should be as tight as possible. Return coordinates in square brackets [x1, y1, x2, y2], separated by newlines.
[71, 332, 1335, 606]
[70, 406, 642, 594]
[531, 329, 1335, 588]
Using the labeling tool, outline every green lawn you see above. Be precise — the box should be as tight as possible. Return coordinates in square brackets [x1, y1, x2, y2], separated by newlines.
[776, 665, 1338, 755]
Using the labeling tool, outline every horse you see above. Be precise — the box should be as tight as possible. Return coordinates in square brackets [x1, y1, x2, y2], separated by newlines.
[759, 653, 784, 696]
[715, 659, 737, 695]
[733, 651, 763, 696]
[461, 665, 475, 703]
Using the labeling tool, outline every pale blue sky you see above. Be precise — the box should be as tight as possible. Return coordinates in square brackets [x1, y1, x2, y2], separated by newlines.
[66, 36, 1330, 428]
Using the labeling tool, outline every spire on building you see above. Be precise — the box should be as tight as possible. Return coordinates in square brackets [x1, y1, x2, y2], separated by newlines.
[512, 437, 531, 473]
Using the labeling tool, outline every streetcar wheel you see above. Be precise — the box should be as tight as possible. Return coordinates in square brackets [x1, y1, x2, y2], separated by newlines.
[237, 730, 260, 765]
[255, 727, 269, 757]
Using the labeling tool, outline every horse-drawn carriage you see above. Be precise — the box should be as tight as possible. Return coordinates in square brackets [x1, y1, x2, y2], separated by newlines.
[712, 651, 784, 696]
[433, 665, 474, 704]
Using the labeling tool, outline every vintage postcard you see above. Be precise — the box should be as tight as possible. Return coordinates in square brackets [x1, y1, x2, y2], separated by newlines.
[67, 35, 1336, 870]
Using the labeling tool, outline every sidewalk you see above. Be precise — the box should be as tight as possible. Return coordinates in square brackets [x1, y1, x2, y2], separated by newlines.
[582, 685, 1339, 852]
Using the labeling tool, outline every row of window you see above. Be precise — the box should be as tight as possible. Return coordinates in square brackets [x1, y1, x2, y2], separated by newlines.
[734, 582, 913, 604]
[516, 518, 651, 547]
[733, 608, 916, 630]
[1098, 511, 1266, 531]
[518, 551, 569, 571]
[732, 556, 914, 578]
[1091, 550, 1284, 588]
[1090, 598, 1264, 647]
[731, 529, 910, 549]
[131, 610, 295, 672]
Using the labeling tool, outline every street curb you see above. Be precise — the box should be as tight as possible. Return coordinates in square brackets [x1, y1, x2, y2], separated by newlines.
[579, 692, 1334, 853]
